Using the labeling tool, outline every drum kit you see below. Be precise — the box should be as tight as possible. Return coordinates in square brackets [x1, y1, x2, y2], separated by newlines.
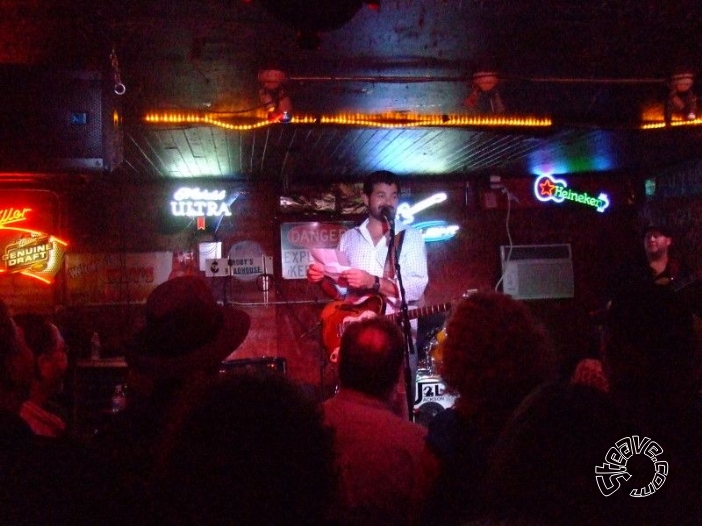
[413, 324, 458, 427]
[416, 325, 446, 379]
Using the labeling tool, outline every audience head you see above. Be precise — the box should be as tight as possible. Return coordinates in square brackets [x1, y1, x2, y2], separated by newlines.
[338, 317, 405, 399]
[126, 276, 250, 395]
[440, 291, 556, 423]
[0, 300, 34, 409]
[643, 223, 672, 261]
[13, 313, 68, 395]
[485, 383, 632, 526]
[155, 370, 336, 526]
[362, 170, 400, 197]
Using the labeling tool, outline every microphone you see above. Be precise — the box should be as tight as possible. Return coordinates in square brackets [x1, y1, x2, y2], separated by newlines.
[380, 206, 395, 225]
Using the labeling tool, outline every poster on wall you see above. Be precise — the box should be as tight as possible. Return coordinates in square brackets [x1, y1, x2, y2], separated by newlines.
[280, 221, 355, 280]
[65, 252, 172, 305]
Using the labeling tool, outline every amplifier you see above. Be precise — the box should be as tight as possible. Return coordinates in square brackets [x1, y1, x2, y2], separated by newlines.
[220, 357, 287, 375]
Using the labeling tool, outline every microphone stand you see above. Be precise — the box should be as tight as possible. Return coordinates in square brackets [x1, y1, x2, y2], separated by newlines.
[387, 217, 416, 421]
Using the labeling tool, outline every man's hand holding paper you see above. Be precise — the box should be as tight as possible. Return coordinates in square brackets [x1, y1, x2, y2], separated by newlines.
[308, 248, 352, 282]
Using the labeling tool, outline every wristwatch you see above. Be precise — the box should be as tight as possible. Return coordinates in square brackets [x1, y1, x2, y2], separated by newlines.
[372, 275, 380, 293]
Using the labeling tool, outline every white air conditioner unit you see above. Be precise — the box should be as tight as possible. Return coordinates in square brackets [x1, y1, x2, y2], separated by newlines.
[500, 244, 574, 300]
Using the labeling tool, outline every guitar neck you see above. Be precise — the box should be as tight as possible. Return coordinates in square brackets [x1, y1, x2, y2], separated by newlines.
[671, 270, 702, 293]
[385, 302, 452, 323]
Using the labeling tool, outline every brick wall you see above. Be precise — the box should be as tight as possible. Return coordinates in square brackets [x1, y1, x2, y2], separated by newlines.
[15, 173, 699, 390]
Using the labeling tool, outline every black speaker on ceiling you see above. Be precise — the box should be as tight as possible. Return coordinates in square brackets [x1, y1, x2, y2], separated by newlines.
[0, 66, 123, 173]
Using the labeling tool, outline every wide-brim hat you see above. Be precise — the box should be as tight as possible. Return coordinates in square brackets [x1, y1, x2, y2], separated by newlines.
[126, 276, 250, 377]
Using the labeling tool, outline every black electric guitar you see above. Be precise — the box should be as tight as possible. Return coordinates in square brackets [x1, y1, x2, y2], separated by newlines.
[654, 269, 702, 292]
[320, 294, 453, 362]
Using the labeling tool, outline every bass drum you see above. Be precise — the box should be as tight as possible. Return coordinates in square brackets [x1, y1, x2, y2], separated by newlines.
[413, 337, 457, 427]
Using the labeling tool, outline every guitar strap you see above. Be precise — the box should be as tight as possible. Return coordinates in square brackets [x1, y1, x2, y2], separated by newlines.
[384, 230, 405, 279]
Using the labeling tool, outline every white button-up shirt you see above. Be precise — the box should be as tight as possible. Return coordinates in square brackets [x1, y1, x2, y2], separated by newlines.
[338, 218, 428, 314]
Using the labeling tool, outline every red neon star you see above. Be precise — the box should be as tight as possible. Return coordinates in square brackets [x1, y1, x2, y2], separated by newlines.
[539, 178, 556, 197]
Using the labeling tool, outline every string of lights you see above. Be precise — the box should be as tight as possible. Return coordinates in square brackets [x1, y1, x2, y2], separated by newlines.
[144, 112, 553, 130]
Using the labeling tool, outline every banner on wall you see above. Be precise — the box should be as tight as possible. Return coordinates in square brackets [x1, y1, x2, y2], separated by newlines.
[65, 252, 172, 305]
[280, 221, 355, 280]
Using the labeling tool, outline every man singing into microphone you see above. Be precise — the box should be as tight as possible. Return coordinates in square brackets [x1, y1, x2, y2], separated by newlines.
[307, 170, 429, 416]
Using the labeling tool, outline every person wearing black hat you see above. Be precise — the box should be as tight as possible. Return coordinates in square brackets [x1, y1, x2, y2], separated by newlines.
[642, 224, 676, 285]
[125, 275, 251, 380]
[606, 224, 700, 315]
[93, 276, 251, 518]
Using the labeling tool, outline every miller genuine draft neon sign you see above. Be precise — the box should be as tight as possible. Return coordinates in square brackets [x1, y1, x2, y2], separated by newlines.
[533, 174, 610, 213]
[0, 207, 68, 284]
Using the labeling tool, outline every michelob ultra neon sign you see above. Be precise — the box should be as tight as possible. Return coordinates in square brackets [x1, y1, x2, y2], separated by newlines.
[170, 187, 233, 217]
[0, 207, 68, 284]
[533, 174, 610, 213]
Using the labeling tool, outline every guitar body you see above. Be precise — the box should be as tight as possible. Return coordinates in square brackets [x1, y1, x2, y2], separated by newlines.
[320, 294, 455, 361]
[321, 295, 386, 361]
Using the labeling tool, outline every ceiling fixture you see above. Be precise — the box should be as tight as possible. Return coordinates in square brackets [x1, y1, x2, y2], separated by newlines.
[465, 70, 505, 114]
[665, 69, 697, 125]
[258, 69, 292, 122]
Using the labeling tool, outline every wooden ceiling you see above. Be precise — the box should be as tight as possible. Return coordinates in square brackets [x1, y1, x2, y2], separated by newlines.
[2, 0, 702, 183]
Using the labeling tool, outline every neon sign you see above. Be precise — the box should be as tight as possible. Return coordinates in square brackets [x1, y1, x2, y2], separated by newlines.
[533, 174, 610, 213]
[397, 193, 447, 224]
[394, 192, 459, 242]
[170, 187, 233, 218]
[0, 207, 67, 284]
[0, 207, 31, 226]
[413, 221, 460, 243]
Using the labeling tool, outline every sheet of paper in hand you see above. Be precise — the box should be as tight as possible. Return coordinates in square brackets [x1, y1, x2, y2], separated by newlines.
[310, 248, 351, 281]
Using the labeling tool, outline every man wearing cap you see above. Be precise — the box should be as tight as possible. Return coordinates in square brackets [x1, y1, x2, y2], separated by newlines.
[643, 224, 677, 284]
[608, 224, 700, 317]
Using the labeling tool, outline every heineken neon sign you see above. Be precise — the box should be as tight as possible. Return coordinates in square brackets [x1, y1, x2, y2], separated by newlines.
[534, 174, 610, 213]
